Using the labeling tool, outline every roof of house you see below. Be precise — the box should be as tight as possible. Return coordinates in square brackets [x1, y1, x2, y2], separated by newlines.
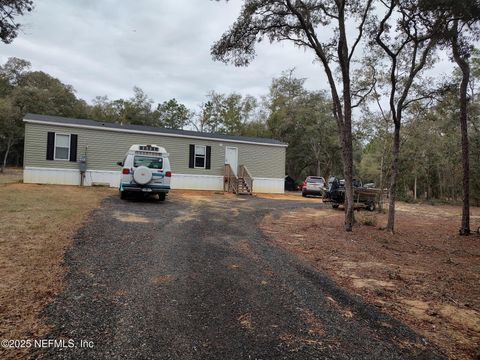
[24, 113, 287, 147]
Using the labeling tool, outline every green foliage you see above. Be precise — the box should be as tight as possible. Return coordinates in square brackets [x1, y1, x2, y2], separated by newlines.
[358, 63, 480, 204]
[0, 97, 23, 152]
[265, 70, 341, 182]
[0, 57, 89, 167]
[194, 91, 258, 134]
[0, 0, 33, 44]
[154, 98, 191, 129]
[89, 88, 193, 129]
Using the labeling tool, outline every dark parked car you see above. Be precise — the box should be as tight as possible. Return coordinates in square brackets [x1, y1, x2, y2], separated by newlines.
[284, 176, 298, 191]
[323, 176, 378, 210]
[301, 176, 326, 197]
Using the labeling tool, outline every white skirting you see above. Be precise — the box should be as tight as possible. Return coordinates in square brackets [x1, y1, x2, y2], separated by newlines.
[23, 167, 120, 187]
[23, 167, 284, 193]
[252, 177, 284, 194]
[172, 173, 224, 190]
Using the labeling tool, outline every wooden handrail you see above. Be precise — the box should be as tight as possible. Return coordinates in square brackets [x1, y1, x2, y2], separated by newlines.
[224, 163, 238, 193]
[238, 164, 253, 193]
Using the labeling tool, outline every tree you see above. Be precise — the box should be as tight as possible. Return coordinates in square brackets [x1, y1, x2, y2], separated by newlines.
[153, 98, 191, 129]
[418, 0, 480, 235]
[357, 112, 392, 208]
[0, 58, 30, 172]
[87, 87, 156, 125]
[90, 95, 119, 122]
[221, 93, 257, 135]
[123, 87, 155, 125]
[469, 49, 480, 207]
[193, 91, 258, 135]
[194, 92, 226, 133]
[0, 98, 21, 172]
[371, 0, 441, 233]
[265, 70, 340, 181]
[0, 0, 33, 44]
[0, 57, 30, 86]
[15, 71, 89, 117]
[211, 0, 375, 231]
[0, 57, 89, 169]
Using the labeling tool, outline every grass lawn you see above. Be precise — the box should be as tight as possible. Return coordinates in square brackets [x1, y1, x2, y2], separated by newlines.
[0, 183, 113, 359]
[0, 168, 23, 185]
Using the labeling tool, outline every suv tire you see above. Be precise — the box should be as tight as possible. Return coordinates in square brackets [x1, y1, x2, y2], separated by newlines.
[120, 191, 128, 200]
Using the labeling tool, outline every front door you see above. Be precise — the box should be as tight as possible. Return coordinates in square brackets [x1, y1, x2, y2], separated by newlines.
[225, 146, 238, 176]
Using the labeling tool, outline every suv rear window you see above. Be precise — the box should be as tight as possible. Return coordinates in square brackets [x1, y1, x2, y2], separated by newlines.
[307, 177, 324, 183]
[133, 156, 163, 169]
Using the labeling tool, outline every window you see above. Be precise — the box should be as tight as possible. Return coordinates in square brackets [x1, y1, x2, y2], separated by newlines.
[189, 144, 211, 169]
[133, 156, 163, 169]
[54, 134, 70, 160]
[47, 132, 77, 162]
[307, 177, 325, 184]
[194, 145, 206, 168]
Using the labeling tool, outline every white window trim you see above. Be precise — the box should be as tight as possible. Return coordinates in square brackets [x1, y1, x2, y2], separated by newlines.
[54, 133, 71, 161]
[194, 145, 206, 169]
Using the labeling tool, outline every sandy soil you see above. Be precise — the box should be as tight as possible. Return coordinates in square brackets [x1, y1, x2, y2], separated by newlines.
[0, 183, 113, 359]
[260, 203, 480, 360]
[256, 191, 323, 202]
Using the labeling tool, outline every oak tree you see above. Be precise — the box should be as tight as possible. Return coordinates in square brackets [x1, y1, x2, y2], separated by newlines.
[211, 0, 375, 231]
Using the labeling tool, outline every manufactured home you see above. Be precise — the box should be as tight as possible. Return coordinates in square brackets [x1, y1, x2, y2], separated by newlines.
[23, 114, 287, 193]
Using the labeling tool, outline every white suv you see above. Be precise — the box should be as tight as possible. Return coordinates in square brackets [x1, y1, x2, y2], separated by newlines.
[118, 144, 171, 201]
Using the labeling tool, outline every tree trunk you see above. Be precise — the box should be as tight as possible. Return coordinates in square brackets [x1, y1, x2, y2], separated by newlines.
[387, 122, 400, 233]
[1, 137, 13, 173]
[438, 166, 443, 199]
[379, 148, 385, 211]
[342, 119, 354, 232]
[452, 30, 471, 236]
[414, 174, 417, 201]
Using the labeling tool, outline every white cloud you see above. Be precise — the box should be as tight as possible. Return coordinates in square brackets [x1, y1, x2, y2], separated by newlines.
[0, 0, 464, 112]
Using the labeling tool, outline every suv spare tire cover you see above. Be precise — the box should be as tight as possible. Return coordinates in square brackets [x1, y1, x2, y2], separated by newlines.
[133, 166, 152, 185]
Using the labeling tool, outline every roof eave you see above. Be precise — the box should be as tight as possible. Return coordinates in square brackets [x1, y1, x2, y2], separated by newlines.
[23, 118, 288, 148]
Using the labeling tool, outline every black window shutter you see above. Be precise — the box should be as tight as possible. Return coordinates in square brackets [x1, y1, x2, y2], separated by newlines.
[69, 134, 78, 162]
[206, 146, 211, 169]
[189, 144, 195, 168]
[46, 132, 55, 160]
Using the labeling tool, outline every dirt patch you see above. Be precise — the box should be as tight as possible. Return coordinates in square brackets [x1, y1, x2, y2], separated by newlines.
[351, 278, 395, 289]
[171, 189, 237, 204]
[237, 313, 254, 330]
[174, 209, 200, 224]
[232, 239, 260, 261]
[151, 275, 176, 285]
[279, 333, 326, 351]
[260, 202, 480, 359]
[112, 211, 152, 223]
[0, 183, 112, 359]
[299, 308, 325, 336]
[256, 191, 323, 202]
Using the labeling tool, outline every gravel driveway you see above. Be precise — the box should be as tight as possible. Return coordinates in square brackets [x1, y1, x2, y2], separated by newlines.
[41, 193, 443, 359]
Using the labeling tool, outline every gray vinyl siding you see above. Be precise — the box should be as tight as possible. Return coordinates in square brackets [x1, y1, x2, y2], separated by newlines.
[24, 123, 286, 178]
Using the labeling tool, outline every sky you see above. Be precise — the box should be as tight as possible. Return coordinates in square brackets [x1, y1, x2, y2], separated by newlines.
[0, 0, 458, 110]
